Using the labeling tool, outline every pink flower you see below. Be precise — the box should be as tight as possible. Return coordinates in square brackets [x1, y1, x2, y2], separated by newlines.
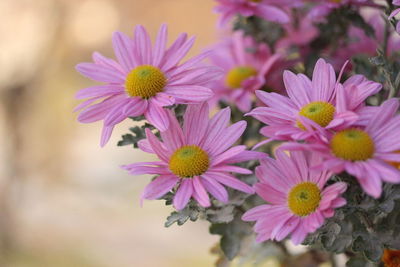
[247, 59, 381, 147]
[123, 103, 265, 210]
[283, 99, 400, 199]
[242, 150, 347, 245]
[308, 0, 379, 20]
[389, 0, 400, 34]
[75, 24, 220, 146]
[214, 0, 300, 27]
[209, 31, 281, 112]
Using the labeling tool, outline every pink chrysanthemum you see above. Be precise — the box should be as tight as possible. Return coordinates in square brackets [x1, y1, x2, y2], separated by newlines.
[283, 99, 400, 199]
[123, 103, 265, 210]
[75, 24, 221, 146]
[389, 0, 400, 34]
[247, 59, 382, 147]
[214, 0, 300, 27]
[242, 150, 347, 245]
[209, 31, 281, 112]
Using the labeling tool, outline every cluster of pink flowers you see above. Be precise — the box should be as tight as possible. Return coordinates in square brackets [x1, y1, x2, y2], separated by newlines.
[75, 0, 400, 248]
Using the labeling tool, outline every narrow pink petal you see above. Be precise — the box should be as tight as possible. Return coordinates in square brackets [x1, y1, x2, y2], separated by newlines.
[153, 24, 168, 67]
[207, 171, 254, 194]
[173, 179, 193, 210]
[160, 110, 185, 152]
[201, 175, 229, 203]
[242, 205, 271, 221]
[275, 216, 300, 241]
[222, 150, 267, 164]
[75, 85, 124, 99]
[183, 103, 209, 145]
[145, 101, 170, 132]
[290, 224, 308, 245]
[134, 25, 152, 65]
[203, 107, 231, 151]
[254, 183, 286, 205]
[311, 58, 336, 102]
[151, 92, 175, 107]
[192, 176, 211, 207]
[161, 36, 195, 72]
[142, 175, 179, 200]
[122, 98, 148, 117]
[207, 121, 247, 156]
[138, 139, 154, 153]
[112, 31, 135, 71]
[210, 165, 252, 175]
[145, 128, 169, 162]
[166, 85, 214, 103]
[76, 63, 125, 83]
[211, 146, 247, 166]
[100, 125, 114, 147]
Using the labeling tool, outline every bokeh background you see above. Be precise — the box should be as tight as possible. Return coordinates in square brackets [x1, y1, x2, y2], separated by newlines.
[0, 0, 223, 266]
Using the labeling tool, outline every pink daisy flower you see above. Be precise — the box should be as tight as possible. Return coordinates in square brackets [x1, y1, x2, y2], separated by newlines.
[389, 0, 400, 34]
[282, 99, 400, 198]
[242, 150, 347, 245]
[123, 103, 265, 210]
[214, 0, 300, 27]
[209, 31, 281, 112]
[247, 58, 382, 146]
[75, 24, 220, 146]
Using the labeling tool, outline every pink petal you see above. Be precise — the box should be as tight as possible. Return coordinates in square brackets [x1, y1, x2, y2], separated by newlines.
[192, 176, 211, 207]
[112, 31, 135, 71]
[76, 62, 125, 83]
[201, 175, 229, 203]
[142, 175, 179, 200]
[145, 102, 170, 131]
[207, 171, 254, 194]
[173, 179, 193, 210]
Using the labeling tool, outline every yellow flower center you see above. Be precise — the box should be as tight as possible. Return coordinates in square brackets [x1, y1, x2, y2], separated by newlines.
[125, 65, 166, 98]
[169, 145, 210, 178]
[297, 101, 335, 130]
[225, 66, 257, 89]
[330, 129, 375, 161]
[288, 182, 321, 217]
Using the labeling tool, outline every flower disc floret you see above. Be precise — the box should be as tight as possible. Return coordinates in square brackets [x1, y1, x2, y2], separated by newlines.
[169, 145, 210, 178]
[330, 129, 375, 161]
[225, 66, 257, 89]
[297, 101, 335, 130]
[288, 182, 321, 217]
[125, 65, 166, 98]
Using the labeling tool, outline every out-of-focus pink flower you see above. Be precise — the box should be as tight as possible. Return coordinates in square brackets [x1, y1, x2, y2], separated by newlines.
[247, 59, 382, 147]
[242, 150, 347, 245]
[283, 99, 400, 199]
[75, 24, 221, 146]
[123, 103, 266, 210]
[389, 0, 400, 34]
[328, 14, 400, 69]
[214, 0, 301, 27]
[308, 0, 379, 20]
[209, 31, 281, 112]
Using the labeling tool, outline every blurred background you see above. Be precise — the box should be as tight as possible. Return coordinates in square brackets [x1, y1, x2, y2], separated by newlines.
[0, 0, 222, 266]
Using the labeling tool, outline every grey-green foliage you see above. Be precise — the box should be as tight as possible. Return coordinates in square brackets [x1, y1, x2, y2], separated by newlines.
[304, 175, 400, 264]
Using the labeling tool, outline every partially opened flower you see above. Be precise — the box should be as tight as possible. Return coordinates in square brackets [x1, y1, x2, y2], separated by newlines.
[242, 150, 347, 245]
[209, 31, 281, 112]
[283, 99, 400, 198]
[214, 0, 299, 27]
[75, 24, 220, 146]
[123, 103, 265, 210]
[247, 58, 381, 146]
